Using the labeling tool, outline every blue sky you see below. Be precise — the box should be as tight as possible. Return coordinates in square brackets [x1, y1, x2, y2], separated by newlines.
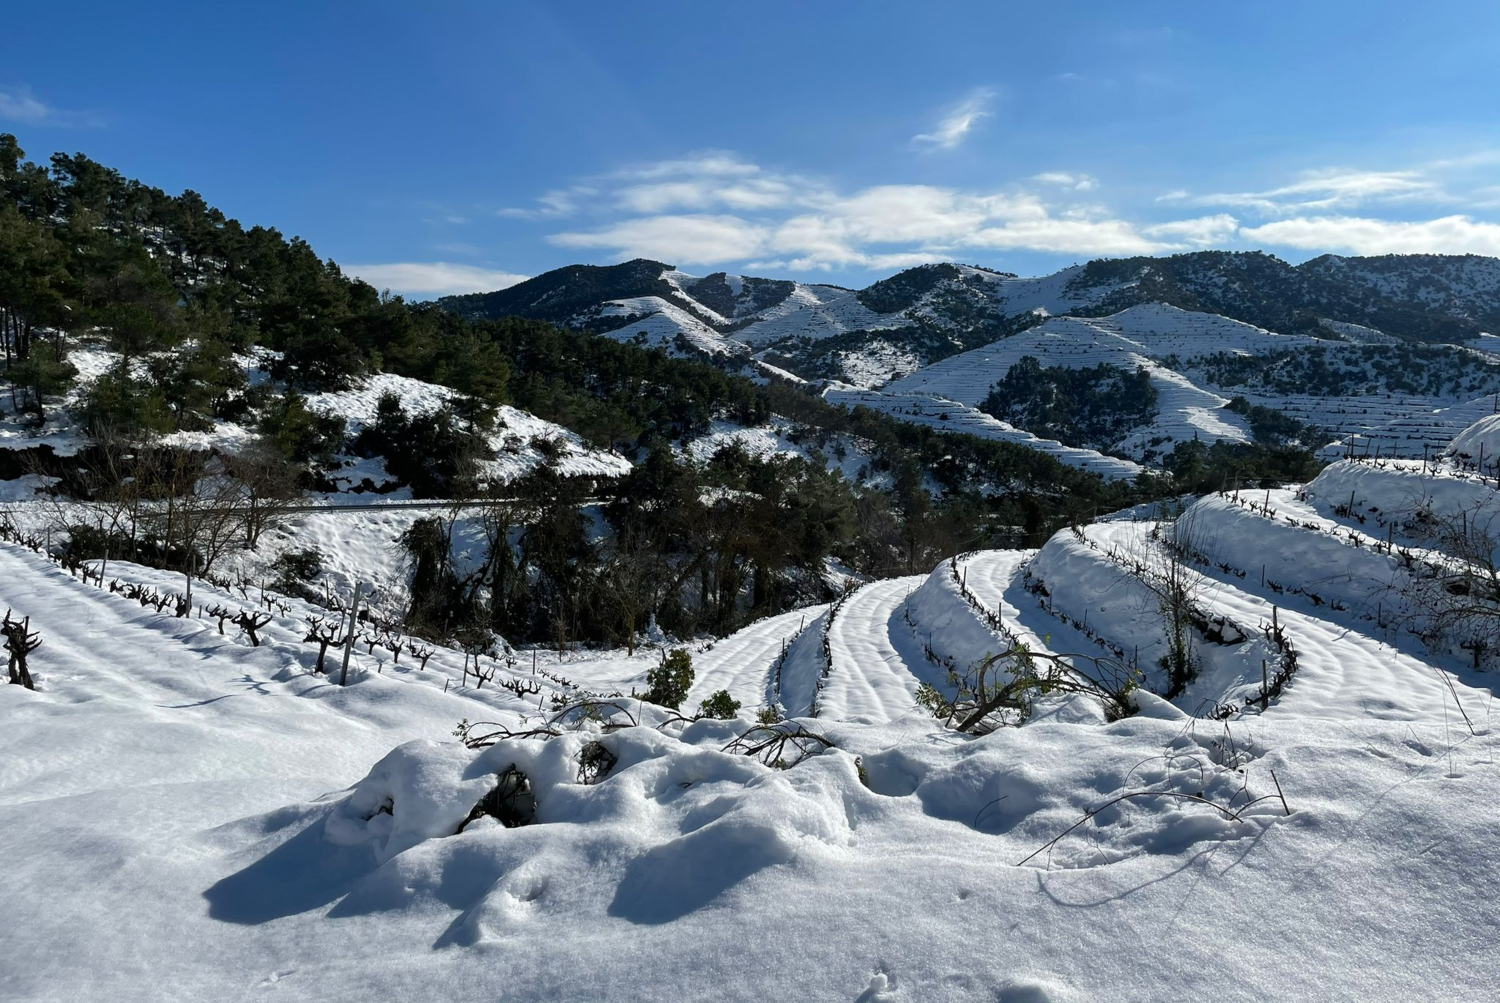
[5, 1, 1500, 296]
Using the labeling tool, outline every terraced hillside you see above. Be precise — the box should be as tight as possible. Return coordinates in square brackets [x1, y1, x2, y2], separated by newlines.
[3, 412, 1497, 1001]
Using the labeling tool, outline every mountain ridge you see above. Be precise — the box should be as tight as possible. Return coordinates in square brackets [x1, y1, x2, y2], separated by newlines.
[442, 250, 1500, 341]
[439, 253, 1500, 468]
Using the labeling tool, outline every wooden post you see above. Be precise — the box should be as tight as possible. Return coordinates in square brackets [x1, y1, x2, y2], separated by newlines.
[1261, 658, 1268, 708]
[339, 582, 364, 686]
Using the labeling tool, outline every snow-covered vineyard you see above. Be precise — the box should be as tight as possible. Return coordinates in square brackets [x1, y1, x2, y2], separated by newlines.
[3, 415, 1497, 1001]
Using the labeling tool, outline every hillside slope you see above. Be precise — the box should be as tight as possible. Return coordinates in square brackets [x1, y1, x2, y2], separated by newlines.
[4, 428, 1497, 999]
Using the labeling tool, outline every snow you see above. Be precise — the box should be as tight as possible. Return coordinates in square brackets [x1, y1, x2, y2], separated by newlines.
[830, 336, 925, 388]
[303, 371, 632, 488]
[5, 363, 1500, 1001]
[732, 282, 910, 346]
[593, 295, 737, 356]
[878, 305, 1315, 460]
[5, 481, 1500, 1000]
[947, 263, 1120, 318]
[824, 384, 1146, 482]
[1320, 317, 1400, 345]
[678, 417, 885, 487]
[688, 604, 828, 713]
[1, 347, 631, 496]
[890, 305, 1323, 407]
[1448, 412, 1500, 461]
[817, 575, 933, 722]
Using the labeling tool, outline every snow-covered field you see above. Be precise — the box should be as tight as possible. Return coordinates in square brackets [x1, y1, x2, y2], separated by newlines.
[4, 415, 1498, 1000]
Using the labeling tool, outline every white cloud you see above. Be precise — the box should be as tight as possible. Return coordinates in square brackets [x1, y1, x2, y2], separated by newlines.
[615, 176, 798, 213]
[343, 262, 529, 296]
[515, 149, 1500, 275]
[967, 217, 1165, 256]
[548, 214, 770, 265]
[615, 153, 761, 180]
[1239, 214, 1500, 256]
[499, 187, 591, 220]
[1033, 172, 1099, 191]
[1142, 213, 1240, 245]
[913, 89, 995, 150]
[547, 173, 1193, 270]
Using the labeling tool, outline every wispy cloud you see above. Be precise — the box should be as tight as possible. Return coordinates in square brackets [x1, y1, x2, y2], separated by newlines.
[549, 214, 768, 265]
[615, 153, 760, 180]
[1239, 215, 1500, 256]
[543, 154, 1199, 269]
[912, 88, 995, 151]
[505, 148, 1500, 274]
[614, 176, 801, 214]
[499, 187, 594, 220]
[431, 241, 483, 256]
[1033, 172, 1099, 192]
[0, 85, 98, 127]
[343, 262, 528, 297]
[1187, 169, 1441, 214]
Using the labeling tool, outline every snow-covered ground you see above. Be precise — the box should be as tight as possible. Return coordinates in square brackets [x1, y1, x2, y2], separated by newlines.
[824, 384, 1147, 482]
[301, 370, 632, 490]
[4, 402, 1500, 1003]
[731, 282, 910, 346]
[8, 413, 1500, 995]
[5, 486, 1499, 999]
[594, 295, 739, 356]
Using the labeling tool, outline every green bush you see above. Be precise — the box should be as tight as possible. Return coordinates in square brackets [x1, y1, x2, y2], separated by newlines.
[257, 390, 346, 466]
[698, 689, 741, 720]
[354, 392, 492, 497]
[77, 369, 176, 436]
[644, 648, 694, 709]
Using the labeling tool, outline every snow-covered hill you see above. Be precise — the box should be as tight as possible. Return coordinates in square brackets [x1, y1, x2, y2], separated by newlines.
[0, 345, 632, 496]
[4, 414, 1497, 999]
[879, 305, 1317, 460]
[823, 384, 1147, 481]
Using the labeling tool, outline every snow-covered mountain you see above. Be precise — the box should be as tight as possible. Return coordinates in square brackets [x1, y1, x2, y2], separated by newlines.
[443, 254, 1500, 469]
